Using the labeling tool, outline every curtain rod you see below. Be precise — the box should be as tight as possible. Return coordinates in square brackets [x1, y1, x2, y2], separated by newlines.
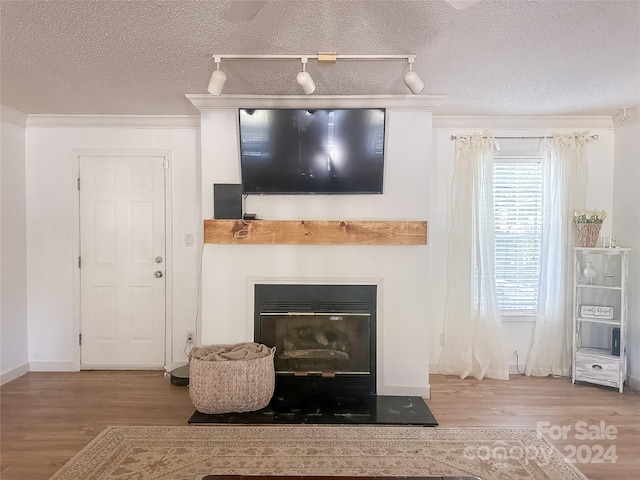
[450, 134, 598, 141]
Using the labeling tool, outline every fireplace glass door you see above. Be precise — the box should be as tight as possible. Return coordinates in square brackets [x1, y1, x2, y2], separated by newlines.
[260, 313, 371, 375]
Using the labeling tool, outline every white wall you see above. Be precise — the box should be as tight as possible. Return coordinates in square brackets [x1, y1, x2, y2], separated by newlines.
[0, 106, 30, 384]
[428, 119, 616, 374]
[13, 109, 629, 393]
[25, 119, 201, 371]
[199, 107, 432, 396]
[612, 111, 640, 390]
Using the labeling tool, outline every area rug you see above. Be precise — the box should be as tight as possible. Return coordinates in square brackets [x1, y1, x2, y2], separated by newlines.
[49, 425, 588, 480]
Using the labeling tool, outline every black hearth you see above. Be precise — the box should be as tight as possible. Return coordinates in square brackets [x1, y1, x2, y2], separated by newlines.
[254, 284, 376, 399]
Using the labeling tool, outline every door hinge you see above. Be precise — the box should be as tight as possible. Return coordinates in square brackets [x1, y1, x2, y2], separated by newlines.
[77, 177, 80, 190]
[79, 333, 82, 345]
[78, 256, 81, 268]
[163, 160, 169, 169]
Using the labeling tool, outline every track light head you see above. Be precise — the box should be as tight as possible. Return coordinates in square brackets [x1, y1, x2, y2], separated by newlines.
[403, 59, 424, 94]
[296, 71, 316, 94]
[208, 69, 227, 95]
[296, 57, 316, 95]
[208, 59, 227, 95]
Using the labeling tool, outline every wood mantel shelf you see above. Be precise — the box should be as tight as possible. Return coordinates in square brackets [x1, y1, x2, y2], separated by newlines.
[203, 220, 427, 245]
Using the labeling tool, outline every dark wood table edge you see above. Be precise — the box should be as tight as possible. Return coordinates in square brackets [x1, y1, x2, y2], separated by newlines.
[202, 476, 480, 480]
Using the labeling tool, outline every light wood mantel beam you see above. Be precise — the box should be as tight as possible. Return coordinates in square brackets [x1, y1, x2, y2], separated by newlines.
[203, 220, 427, 245]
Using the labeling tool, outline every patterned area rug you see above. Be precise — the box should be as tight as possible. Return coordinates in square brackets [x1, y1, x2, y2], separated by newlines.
[49, 425, 587, 480]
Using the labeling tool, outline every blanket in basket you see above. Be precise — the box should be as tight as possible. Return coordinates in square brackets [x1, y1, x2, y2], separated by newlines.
[190, 342, 272, 361]
[189, 342, 275, 414]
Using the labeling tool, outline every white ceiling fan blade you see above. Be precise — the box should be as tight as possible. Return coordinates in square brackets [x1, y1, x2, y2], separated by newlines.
[446, 0, 483, 10]
[221, 1, 267, 23]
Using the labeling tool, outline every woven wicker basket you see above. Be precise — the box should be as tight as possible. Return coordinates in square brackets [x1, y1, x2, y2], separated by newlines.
[189, 343, 275, 414]
[573, 223, 602, 248]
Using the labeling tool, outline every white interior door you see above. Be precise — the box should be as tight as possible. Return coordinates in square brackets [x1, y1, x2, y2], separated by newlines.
[79, 155, 166, 368]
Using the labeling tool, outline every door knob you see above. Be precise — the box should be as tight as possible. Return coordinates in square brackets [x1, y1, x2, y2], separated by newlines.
[154, 270, 163, 278]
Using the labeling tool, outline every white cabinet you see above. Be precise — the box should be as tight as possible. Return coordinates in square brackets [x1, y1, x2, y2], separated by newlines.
[572, 247, 630, 393]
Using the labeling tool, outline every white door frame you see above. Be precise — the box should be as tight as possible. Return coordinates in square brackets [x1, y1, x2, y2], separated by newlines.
[71, 149, 173, 371]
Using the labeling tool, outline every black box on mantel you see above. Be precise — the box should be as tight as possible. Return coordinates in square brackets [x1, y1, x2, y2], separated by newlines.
[213, 184, 242, 219]
[612, 327, 621, 356]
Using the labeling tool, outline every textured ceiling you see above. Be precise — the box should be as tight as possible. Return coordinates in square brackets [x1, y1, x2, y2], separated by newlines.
[1, 0, 639, 116]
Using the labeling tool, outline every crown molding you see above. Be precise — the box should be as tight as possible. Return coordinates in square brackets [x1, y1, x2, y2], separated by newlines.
[25, 114, 200, 128]
[613, 106, 640, 128]
[1, 105, 28, 127]
[186, 94, 445, 112]
[432, 115, 614, 130]
[15, 111, 624, 130]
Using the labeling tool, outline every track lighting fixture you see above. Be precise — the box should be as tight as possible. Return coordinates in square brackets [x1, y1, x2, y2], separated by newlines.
[207, 57, 227, 96]
[403, 58, 424, 94]
[207, 53, 424, 95]
[296, 57, 316, 95]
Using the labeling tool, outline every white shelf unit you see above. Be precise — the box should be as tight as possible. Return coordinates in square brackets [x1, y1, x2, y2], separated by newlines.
[572, 247, 630, 393]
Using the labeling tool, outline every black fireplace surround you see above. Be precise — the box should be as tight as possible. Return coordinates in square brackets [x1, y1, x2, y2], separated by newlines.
[254, 284, 376, 399]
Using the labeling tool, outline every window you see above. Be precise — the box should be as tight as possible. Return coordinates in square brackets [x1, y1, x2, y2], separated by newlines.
[493, 151, 543, 320]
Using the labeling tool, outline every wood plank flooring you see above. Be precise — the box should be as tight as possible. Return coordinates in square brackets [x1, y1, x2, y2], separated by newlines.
[428, 374, 640, 480]
[1, 371, 638, 480]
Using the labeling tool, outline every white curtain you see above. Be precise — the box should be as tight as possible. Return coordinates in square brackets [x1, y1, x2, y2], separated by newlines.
[438, 132, 509, 380]
[525, 133, 591, 376]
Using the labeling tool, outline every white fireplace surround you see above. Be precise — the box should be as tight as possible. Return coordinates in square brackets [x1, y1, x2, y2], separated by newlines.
[195, 95, 434, 398]
[200, 242, 430, 397]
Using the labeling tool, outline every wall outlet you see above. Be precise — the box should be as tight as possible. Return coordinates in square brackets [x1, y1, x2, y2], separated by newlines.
[187, 331, 195, 343]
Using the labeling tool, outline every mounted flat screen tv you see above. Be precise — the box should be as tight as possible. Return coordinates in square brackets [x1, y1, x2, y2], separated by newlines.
[239, 108, 385, 194]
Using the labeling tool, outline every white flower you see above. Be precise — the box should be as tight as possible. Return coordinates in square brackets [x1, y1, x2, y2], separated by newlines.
[573, 209, 607, 225]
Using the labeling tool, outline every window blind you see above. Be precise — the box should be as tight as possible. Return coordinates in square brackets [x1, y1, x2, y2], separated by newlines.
[493, 156, 542, 317]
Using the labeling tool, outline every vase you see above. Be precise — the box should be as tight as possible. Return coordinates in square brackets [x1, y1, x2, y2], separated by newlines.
[574, 223, 601, 247]
[583, 261, 597, 284]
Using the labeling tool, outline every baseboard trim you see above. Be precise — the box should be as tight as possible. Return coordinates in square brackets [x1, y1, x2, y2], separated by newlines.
[627, 374, 640, 392]
[430, 364, 525, 377]
[0, 363, 29, 385]
[29, 361, 77, 372]
[381, 385, 430, 398]
[80, 365, 165, 370]
[169, 361, 188, 372]
[509, 364, 526, 375]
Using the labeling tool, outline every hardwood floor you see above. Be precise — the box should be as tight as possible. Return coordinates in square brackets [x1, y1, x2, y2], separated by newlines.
[1, 371, 638, 479]
[428, 374, 640, 480]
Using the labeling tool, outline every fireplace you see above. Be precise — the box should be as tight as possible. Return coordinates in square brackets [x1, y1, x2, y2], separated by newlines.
[254, 284, 376, 398]
[189, 281, 438, 425]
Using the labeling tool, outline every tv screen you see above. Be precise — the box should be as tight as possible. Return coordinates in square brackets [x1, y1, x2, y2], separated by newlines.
[239, 108, 385, 194]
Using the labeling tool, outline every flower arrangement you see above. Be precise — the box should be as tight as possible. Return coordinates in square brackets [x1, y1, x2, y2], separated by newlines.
[573, 209, 607, 225]
[572, 209, 606, 247]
